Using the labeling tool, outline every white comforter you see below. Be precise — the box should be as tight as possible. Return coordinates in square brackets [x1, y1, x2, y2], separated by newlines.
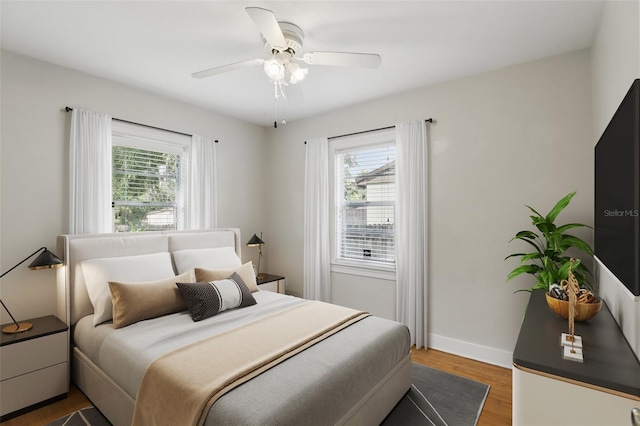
[74, 291, 411, 425]
[74, 291, 304, 398]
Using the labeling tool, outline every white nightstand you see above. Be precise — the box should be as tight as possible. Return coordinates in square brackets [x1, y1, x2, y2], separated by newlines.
[0, 315, 69, 421]
[257, 273, 286, 294]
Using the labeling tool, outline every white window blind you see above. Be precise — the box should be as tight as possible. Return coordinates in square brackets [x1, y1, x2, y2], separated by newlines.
[335, 142, 396, 266]
[112, 121, 189, 232]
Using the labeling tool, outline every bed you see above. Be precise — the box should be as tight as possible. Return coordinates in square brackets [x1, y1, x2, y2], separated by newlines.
[57, 229, 411, 425]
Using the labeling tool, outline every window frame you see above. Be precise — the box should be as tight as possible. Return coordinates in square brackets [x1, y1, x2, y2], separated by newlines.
[111, 121, 190, 232]
[328, 128, 397, 279]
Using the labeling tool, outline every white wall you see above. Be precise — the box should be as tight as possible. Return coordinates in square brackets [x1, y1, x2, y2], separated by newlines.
[0, 50, 267, 324]
[264, 50, 594, 368]
[0, 40, 614, 369]
[590, 0, 640, 357]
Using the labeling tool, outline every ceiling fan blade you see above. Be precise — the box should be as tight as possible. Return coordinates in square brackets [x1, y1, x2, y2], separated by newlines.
[191, 58, 264, 79]
[245, 7, 287, 50]
[284, 83, 304, 105]
[302, 52, 381, 68]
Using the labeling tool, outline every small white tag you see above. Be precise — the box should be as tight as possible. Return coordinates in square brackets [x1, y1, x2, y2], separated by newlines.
[561, 333, 583, 348]
[563, 345, 583, 362]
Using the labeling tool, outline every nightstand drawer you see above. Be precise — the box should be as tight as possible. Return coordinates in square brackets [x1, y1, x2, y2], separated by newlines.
[257, 274, 286, 294]
[0, 362, 67, 416]
[0, 332, 67, 381]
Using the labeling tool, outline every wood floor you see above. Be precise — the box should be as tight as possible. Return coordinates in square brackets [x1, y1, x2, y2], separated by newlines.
[1, 384, 90, 426]
[1, 348, 512, 425]
[411, 348, 512, 425]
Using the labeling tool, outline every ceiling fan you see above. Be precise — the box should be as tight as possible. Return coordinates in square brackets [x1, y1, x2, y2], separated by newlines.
[192, 7, 382, 93]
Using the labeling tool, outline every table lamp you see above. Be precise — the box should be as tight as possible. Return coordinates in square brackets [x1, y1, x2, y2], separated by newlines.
[246, 233, 265, 279]
[1, 247, 63, 334]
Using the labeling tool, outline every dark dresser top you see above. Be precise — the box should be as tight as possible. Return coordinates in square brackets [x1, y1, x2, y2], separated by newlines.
[513, 290, 640, 397]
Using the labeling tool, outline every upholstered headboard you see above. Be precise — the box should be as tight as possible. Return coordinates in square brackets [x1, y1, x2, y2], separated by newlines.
[57, 229, 242, 325]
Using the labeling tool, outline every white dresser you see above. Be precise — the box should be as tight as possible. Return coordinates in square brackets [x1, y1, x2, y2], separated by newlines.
[512, 290, 640, 425]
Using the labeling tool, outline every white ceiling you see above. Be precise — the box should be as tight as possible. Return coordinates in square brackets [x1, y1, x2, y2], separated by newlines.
[1, 1, 603, 127]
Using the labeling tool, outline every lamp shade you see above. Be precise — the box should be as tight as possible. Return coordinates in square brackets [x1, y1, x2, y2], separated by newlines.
[28, 248, 63, 270]
[246, 234, 265, 247]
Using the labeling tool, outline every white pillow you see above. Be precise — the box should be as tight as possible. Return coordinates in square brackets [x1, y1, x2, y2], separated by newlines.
[172, 247, 241, 274]
[81, 252, 175, 325]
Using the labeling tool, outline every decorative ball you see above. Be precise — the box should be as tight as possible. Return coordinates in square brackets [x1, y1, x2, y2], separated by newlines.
[549, 284, 568, 301]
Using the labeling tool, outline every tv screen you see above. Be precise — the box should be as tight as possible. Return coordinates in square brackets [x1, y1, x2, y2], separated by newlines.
[595, 79, 640, 296]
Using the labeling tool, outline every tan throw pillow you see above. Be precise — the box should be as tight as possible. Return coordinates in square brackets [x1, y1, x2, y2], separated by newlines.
[109, 270, 195, 329]
[195, 262, 259, 292]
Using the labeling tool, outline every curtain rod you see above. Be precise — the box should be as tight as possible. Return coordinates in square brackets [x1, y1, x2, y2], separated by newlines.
[64, 107, 218, 143]
[304, 118, 433, 144]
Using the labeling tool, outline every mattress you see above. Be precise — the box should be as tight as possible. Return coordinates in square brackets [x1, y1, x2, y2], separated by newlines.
[74, 291, 411, 425]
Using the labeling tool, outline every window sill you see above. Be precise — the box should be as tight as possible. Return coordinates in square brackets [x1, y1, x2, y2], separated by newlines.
[330, 262, 396, 281]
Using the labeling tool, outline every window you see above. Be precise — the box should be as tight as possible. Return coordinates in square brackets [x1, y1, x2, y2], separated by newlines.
[330, 129, 396, 269]
[112, 121, 189, 232]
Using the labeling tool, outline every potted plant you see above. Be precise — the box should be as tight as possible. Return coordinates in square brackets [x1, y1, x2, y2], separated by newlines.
[505, 191, 601, 320]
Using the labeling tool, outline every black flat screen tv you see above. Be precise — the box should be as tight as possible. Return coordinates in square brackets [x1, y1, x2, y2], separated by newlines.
[595, 79, 640, 296]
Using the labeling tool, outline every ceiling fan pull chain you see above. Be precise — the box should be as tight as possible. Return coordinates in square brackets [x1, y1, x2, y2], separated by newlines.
[281, 86, 287, 126]
[281, 96, 286, 126]
[273, 82, 279, 128]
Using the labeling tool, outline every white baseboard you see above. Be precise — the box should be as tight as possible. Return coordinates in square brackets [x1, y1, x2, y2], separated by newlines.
[429, 333, 513, 369]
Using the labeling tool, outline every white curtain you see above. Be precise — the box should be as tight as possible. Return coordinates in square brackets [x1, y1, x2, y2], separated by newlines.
[187, 134, 218, 229]
[395, 120, 428, 349]
[69, 108, 112, 234]
[303, 137, 331, 302]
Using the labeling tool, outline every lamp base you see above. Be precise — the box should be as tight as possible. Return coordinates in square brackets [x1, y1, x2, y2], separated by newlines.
[2, 322, 33, 334]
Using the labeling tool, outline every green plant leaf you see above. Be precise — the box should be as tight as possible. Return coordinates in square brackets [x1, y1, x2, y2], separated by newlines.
[526, 205, 544, 219]
[511, 230, 538, 240]
[555, 223, 591, 233]
[561, 235, 594, 256]
[573, 261, 593, 276]
[545, 191, 576, 223]
[532, 282, 549, 290]
[535, 221, 556, 234]
[539, 269, 549, 283]
[520, 252, 543, 262]
[518, 238, 543, 253]
[507, 264, 541, 282]
[544, 249, 559, 259]
[557, 258, 581, 278]
[509, 231, 543, 253]
[505, 253, 528, 261]
[530, 217, 540, 226]
[552, 233, 563, 253]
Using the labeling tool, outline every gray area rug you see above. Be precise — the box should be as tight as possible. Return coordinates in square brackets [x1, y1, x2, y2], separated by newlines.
[48, 363, 489, 426]
[382, 363, 490, 426]
[46, 406, 110, 426]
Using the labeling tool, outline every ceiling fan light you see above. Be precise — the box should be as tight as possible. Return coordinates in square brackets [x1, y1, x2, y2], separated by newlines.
[288, 63, 308, 84]
[264, 58, 285, 80]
